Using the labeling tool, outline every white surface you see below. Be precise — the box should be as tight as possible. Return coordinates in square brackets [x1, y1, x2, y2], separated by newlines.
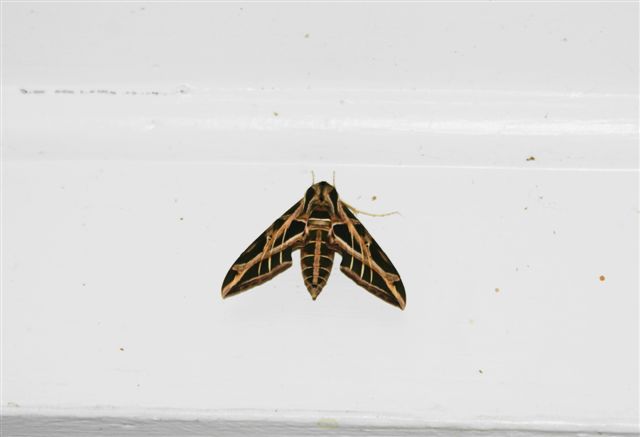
[1, 2, 638, 435]
[1, 410, 637, 437]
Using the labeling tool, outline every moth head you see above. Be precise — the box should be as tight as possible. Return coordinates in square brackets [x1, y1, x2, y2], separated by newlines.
[304, 181, 339, 214]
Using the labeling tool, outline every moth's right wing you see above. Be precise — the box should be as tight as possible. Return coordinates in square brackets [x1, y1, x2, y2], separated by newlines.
[221, 200, 307, 298]
[331, 202, 406, 309]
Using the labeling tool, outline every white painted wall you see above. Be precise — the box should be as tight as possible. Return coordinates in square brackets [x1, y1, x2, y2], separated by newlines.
[2, 2, 638, 435]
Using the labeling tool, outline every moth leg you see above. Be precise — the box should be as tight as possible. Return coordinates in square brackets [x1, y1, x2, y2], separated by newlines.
[340, 200, 400, 218]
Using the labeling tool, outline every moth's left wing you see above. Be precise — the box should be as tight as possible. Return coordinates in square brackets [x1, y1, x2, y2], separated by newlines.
[221, 200, 307, 298]
[331, 202, 406, 309]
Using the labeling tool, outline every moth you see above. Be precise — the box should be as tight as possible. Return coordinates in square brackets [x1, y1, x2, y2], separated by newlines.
[221, 181, 406, 309]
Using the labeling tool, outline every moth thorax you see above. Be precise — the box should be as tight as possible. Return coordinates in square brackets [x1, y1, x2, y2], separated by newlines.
[307, 218, 332, 230]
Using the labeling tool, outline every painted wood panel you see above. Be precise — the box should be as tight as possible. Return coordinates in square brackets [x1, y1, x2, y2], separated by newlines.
[2, 2, 637, 435]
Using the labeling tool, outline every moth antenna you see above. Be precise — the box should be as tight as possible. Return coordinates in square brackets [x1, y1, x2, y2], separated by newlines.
[311, 170, 316, 184]
[341, 200, 401, 217]
[332, 170, 336, 187]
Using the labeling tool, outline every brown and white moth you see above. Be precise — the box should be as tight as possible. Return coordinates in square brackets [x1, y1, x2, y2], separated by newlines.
[221, 181, 406, 309]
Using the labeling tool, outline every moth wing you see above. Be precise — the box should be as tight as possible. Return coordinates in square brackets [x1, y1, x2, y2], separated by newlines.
[331, 202, 406, 309]
[221, 200, 307, 298]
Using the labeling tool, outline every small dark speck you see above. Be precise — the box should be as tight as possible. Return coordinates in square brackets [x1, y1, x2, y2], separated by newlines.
[599, 275, 606, 282]
[119, 347, 125, 351]
[273, 112, 279, 117]
[82, 283, 86, 287]
[371, 195, 377, 201]
[304, 33, 310, 38]
[179, 217, 184, 221]
[20, 89, 28, 94]
[544, 113, 549, 119]
[538, 196, 544, 200]
[140, 7, 145, 10]
[524, 206, 528, 211]
[478, 369, 484, 374]
[562, 37, 568, 42]
[526, 156, 536, 161]
[494, 288, 500, 293]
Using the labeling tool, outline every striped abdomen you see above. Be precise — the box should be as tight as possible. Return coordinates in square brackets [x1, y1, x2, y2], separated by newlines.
[300, 228, 335, 299]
